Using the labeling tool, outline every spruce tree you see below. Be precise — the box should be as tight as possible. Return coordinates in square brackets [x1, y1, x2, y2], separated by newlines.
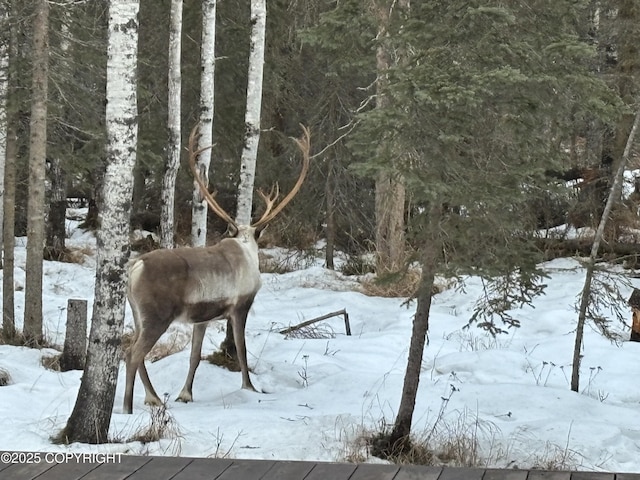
[349, 0, 620, 453]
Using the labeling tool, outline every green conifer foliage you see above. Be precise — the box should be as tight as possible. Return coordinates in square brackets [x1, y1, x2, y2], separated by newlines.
[347, 1, 622, 451]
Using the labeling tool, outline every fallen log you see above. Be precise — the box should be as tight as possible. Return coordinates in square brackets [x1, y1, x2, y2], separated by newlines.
[279, 309, 351, 336]
[536, 238, 640, 262]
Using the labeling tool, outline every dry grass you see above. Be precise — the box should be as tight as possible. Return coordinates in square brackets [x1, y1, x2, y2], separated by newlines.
[282, 323, 336, 340]
[0, 367, 11, 386]
[41, 353, 62, 371]
[1, 330, 56, 349]
[120, 328, 190, 363]
[147, 330, 190, 363]
[45, 245, 93, 264]
[360, 270, 456, 298]
[129, 395, 182, 448]
[360, 270, 422, 298]
[206, 350, 241, 372]
[528, 441, 582, 470]
[259, 248, 316, 274]
[341, 410, 583, 471]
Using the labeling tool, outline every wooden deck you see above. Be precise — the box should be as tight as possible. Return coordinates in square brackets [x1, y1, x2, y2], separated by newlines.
[1, 453, 640, 480]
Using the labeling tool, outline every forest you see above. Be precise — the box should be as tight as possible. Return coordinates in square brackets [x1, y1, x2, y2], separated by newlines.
[0, 0, 639, 463]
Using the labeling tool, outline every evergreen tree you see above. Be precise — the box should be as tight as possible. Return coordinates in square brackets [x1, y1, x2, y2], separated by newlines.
[349, 0, 620, 453]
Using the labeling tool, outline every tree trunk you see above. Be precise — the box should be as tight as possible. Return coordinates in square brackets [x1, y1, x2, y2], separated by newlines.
[191, 0, 216, 247]
[373, 0, 406, 274]
[235, 0, 266, 226]
[59, 299, 87, 371]
[375, 173, 406, 273]
[44, 3, 73, 262]
[131, 163, 146, 213]
[386, 207, 440, 452]
[160, 0, 182, 249]
[24, 0, 49, 346]
[45, 155, 67, 261]
[600, 2, 639, 212]
[571, 107, 640, 392]
[0, 1, 8, 268]
[60, 0, 139, 444]
[324, 154, 335, 270]
[631, 307, 640, 342]
[2, 124, 16, 341]
[2, 3, 17, 341]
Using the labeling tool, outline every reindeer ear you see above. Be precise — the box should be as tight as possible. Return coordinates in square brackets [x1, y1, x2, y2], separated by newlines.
[227, 224, 239, 237]
[255, 224, 267, 240]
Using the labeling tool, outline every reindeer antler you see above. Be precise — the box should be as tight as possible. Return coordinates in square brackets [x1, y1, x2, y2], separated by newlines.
[188, 124, 310, 231]
[252, 125, 311, 229]
[188, 125, 239, 231]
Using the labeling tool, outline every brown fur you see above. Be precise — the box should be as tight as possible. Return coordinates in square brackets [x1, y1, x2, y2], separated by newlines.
[123, 230, 260, 414]
[122, 125, 311, 414]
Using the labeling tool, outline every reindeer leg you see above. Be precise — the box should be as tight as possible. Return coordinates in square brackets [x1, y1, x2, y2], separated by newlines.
[220, 320, 237, 361]
[231, 301, 257, 392]
[123, 342, 136, 414]
[123, 326, 164, 413]
[176, 322, 207, 403]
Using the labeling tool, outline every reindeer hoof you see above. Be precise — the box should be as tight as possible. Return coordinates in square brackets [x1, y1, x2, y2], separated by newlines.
[144, 395, 163, 407]
[175, 394, 193, 403]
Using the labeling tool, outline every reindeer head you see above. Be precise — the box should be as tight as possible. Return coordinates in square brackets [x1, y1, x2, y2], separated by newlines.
[187, 125, 311, 240]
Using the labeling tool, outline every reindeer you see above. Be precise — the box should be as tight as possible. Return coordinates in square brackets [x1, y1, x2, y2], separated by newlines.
[123, 125, 310, 414]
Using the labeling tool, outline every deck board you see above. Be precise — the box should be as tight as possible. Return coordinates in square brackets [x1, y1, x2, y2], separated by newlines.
[0, 461, 55, 480]
[215, 459, 275, 480]
[527, 471, 573, 480]
[30, 460, 101, 480]
[0, 452, 639, 480]
[78, 454, 152, 480]
[393, 465, 442, 480]
[482, 468, 529, 480]
[304, 461, 358, 480]
[438, 467, 486, 480]
[169, 457, 233, 480]
[124, 456, 194, 479]
[350, 463, 400, 480]
[571, 472, 615, 480]
[259, 460, 316, 480]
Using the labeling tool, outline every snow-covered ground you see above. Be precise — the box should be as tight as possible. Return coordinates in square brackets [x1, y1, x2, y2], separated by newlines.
[1, 212, 639, 472]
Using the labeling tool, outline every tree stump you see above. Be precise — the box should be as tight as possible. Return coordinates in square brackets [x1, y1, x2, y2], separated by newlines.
[59, 299, 87, 371]
[627, 289, 640, 342]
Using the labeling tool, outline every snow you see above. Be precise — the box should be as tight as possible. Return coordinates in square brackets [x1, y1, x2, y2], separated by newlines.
[1, 214, 640, 472]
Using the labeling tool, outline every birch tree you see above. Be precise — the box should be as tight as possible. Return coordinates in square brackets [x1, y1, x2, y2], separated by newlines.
[191, 0, 216, 247]
[24, 0, 49, 346]
[159, 0, 183, 249]
[571, 107, 640, 393]
[61, 0, 139, 444]
[235, 0, 266, 225]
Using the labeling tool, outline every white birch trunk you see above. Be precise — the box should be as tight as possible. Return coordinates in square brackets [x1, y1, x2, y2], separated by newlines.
[24, 0, 49, 345]
[0, 3, 8, 255]
[160, 0, 182, 249]
[236, 0, 266, 226]
[62, 0, 139, 444]
[191, 0, 216, 247]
